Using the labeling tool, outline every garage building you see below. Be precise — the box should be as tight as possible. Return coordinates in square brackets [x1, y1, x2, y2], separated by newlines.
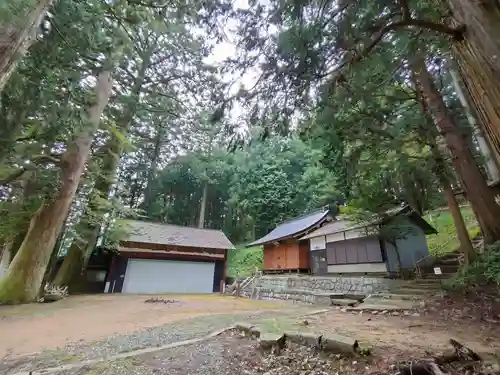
[105, 220, 234, 294]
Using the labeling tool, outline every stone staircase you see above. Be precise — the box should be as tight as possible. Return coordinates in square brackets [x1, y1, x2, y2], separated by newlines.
[236, 252, 462, 313]
[416, 251, 462, 279]
[330, 253, 462, 312]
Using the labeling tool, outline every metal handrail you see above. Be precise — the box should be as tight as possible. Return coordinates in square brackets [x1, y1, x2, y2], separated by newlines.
[414, 253, 434, 279]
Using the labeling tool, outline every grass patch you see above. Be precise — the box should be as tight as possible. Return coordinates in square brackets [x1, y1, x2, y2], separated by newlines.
[424, 205, 479, 256]
[257, 316, 309, 334]
[227, 245, 263, 278]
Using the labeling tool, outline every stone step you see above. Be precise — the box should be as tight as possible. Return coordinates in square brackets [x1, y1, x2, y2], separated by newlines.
[437, 252, 461, 260]
[420, 265, 459, 274]
[367, 293, 422, 301]
[396, 282, 442, 290]
[434, 257, 461, 265]
[420, 274, 455, 280]
[389, 288, 438, 296]
[400, 279, 443, 285]
[327, 293, 366, 301]
[330, 298, 359, 307]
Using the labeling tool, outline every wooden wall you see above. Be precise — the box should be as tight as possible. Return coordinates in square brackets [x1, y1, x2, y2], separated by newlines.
[263, 239, 310, 270]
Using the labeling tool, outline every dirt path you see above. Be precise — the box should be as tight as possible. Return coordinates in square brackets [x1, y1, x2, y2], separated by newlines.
[263, 309, 500, 356]
[0, 294, 290, 358]
[2, 299, 499, 375]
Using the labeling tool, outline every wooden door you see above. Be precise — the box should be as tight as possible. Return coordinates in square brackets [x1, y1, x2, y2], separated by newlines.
[311, 249, 327, 275]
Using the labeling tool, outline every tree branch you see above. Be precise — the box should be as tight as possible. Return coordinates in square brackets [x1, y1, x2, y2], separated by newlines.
[126, 0, 169, 8]
[0, 168, 28, 186]
[329, 17, 464, 86]
[401, 19, 465, 37]
[32, 153, 61, 165]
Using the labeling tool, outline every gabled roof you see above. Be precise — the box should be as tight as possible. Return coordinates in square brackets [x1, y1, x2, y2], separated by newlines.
[300, 219, 369, 240]
[123, 220, 235, 250]
[246, 208, 330, 247]
[301, 205, 436, 240]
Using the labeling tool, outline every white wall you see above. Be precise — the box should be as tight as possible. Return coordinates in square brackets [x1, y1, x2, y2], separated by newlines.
[309, 236, 326, 250]
[327, 263, 387, 273]
[326, 225, 379, 243]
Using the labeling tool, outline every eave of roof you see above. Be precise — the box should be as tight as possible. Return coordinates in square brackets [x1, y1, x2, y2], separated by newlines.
[300, 205, 437, 239]
[123, 220, 235, 250]
[246, 209, 330, 247]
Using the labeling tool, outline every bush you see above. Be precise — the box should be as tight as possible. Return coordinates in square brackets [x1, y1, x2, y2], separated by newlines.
[444, 241, 500, 291]
[227, 246, 263, 278]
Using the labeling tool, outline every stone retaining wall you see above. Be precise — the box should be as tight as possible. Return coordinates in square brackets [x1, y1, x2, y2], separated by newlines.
[241, 275, 394, 304]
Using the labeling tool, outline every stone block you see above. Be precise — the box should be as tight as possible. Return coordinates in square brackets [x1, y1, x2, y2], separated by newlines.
[259, 332, 286, 351]
[321, 334, 359, 355]
[285, 331, 322, 347]
[330, 298, 359, 307]
[249, 326, 261, 338]
[235, 322, 255, 335]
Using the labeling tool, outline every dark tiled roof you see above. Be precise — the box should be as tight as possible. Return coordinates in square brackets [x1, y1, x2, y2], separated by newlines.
[123, 220, 235, 250]
[301, 205, 437, 239]
[246, 209, 330, 247]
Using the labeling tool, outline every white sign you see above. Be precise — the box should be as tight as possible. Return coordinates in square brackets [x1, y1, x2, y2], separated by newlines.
[433, 267, 442, 275]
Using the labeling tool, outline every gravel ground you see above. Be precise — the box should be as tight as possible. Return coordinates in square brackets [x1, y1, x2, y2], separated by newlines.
[56, 333, 500, 375]
[1, 309, 311, 375]
[56, 331, 369, 375]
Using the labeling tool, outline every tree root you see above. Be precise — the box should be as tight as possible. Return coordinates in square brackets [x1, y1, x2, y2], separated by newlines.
[395, 339, 495, 375]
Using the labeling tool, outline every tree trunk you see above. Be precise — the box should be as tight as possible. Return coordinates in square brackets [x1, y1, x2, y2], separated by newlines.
[198, 181, 208, 228]
[0, 70, 112, 304]
[0, 244, 11, 279]
[53, 46, 153, 288]
[52, 226, 99, 289]
[42, 212, 69, 287]
[430, 143, 475, 264]
[142, 122, 164, 215]
[449, 66, 500, 181]
[448, 0, 500, 171]
[0, 0, 54, 93]
[411, 53, 500, 244]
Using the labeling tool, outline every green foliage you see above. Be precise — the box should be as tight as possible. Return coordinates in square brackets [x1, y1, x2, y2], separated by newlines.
[424, 206, 479, 256]
[227, 246, 263, 278]
[444, 242, 500, 291]
[102, 219, 135, 251]
[146, 136, 341, 243]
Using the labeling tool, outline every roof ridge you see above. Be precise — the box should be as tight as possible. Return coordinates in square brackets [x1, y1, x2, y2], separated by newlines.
[126, 219, 227, 233]
[279, 207, 329, 225]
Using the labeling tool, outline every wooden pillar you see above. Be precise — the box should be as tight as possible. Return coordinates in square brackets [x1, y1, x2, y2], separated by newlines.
[219, 279, 224, 295]
[222, 249, 228, 282]
[105, 255, 116, 294]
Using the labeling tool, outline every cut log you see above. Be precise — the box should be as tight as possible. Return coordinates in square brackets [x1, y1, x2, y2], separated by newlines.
[449, 339, 482, 361]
